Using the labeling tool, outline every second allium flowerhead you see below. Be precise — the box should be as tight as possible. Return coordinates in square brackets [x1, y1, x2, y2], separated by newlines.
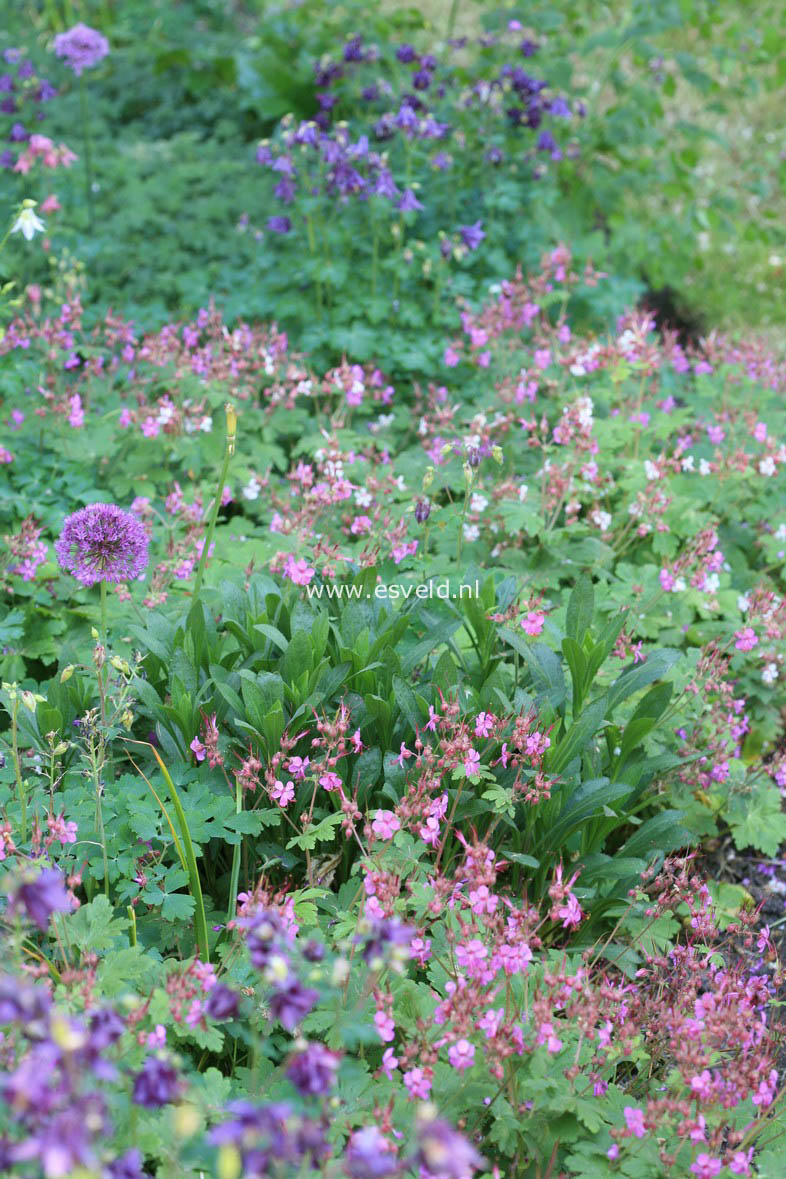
[53, 23, 109, 76]
[56, 503, 148, 587]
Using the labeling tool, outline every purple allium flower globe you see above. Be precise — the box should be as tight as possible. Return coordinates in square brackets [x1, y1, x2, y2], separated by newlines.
[56, 503, 149, 587]
[53, 24, 109, 76]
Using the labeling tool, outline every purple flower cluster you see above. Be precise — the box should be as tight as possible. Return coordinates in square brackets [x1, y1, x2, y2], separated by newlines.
[55, 502, 149, 587]
[0, 977, 128, 1176]
[243, 907, 319, 1031]
[7, 866, 73, 930]
[53, 23, 110, 77]
[0, 49, 58, 170]
[210, 1100, 330, 1175]
[254, 27, 576, 253]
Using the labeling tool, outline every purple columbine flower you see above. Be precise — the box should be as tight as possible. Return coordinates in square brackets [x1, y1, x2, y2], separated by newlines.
[243, 908, 286, 968]
[549, 96, 572, 118]
[132, 1057, 180, 1108]
[268, 978, 319, 1031]
[537, 130, 561, 159]
[205, 983, 240, 1021]
[53, 24, 109, 76]
[8, 867, 73, 930]
[88, 1007, 126, 1048]
[266, 215, 292, 234]
[55, 503, 149, 587]
[105, 1149, 147, 1179]
[396, 44, 417, 63]
[286, 1042, 340, 1096]
[459, 220, 485, 251]
[397, 188, 424, 213]
[417, 1118, 485, 1178]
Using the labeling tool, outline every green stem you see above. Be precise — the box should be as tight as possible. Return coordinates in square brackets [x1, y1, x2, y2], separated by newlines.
[371, 226, 379, 301]
[456, 486, 471, 568]
[447, 0, 460, 38]
[226, 777, 243, 926]
[78, 75, 94, 233]
[150, 746, 211, 962]
[11, 700, 26, 845]
[305, 212, 323, 318]
[93, 762, 110, 898]
[100, 578, 107, 643]
[193, 444, 232, 599]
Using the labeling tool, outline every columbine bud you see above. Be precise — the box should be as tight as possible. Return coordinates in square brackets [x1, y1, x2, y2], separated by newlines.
[20, 691, 38, 713]
[463, 462, 473, 486]
[422, 466, 435, 491]
[50, 1013, 87, 1052]
[53, 742, 70, 756]
[492, 445, 503, 465]
[217, 1145, 242, 1179]
[174, 1104, 201, 1138]
[110, 656, 130, 675]
[331, 957, 350, 986]
[466, 447, 480, 468]
[264, 954, 290, 985]
[91, 627, 99, 640]
[225, 402, 237, 456]
[415, 500, 431, 524]
[60, 665, 75, 682]
[93, 644, 105, 670]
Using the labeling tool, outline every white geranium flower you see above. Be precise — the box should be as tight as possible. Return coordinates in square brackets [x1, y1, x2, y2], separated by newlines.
[11, 201, 45, 241]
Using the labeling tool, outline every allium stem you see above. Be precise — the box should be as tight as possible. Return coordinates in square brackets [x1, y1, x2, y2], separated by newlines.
[193, 405, 235, 599]
[78, 74, 95, 233]
[99, 577, 107, 643]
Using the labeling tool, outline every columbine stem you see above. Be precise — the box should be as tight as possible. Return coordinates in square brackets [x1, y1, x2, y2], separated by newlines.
[78, 75, 95, 233]
[193, 404, 236, 599]
[305, 212, 323, 318]
[226, 776, 243, 926]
